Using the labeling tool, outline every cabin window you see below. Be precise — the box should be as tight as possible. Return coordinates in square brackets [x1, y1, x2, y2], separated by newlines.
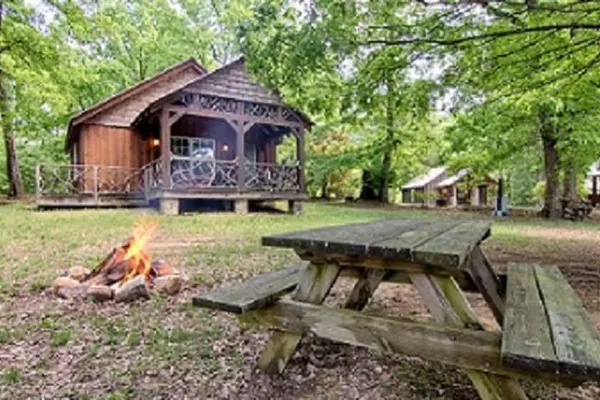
[171, 136, 215, 159]
[244, 143, 257, 162]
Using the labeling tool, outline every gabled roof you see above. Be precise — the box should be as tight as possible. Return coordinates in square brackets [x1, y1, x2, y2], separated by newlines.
[402, 167, 447, 190]
[436, 168, 471, 188]
[142, 57, 313, 127]
[66, 58, 207, 149]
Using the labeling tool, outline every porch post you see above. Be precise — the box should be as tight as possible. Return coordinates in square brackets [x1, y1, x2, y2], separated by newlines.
[296, 128, 306, 192]
[160, 109, 171, 188]
[236, 122, 245, 190]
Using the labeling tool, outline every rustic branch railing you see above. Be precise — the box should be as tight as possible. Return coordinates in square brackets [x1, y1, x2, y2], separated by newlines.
[36, 164, 144, 200]
[170, 156, 238, 189]
[245, 162, 300, 192]
[141, 158, 163, 197]
[36, 159, 302, 202]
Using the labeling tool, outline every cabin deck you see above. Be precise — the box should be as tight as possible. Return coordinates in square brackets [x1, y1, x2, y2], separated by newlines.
[35, 162, 307, 213]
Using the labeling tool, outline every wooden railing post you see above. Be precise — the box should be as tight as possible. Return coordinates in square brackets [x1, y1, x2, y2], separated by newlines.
[92, 166, 99, 204]
[143, 166, 150, 200]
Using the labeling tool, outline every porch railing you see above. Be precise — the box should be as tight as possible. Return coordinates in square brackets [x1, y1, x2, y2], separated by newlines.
[36, 158, 302, 202]
[168, 157, 300, 191]
[245, 162, 300, 192]
[141, 158, 163, 197]
[36, 164, 144, 200]
[170, 156, 238, 189]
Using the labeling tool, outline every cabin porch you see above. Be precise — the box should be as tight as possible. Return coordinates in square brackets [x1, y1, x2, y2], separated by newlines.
[37, 111, 308, 214]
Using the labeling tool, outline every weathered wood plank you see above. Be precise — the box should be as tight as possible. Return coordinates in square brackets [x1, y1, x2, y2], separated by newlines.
[501, 264, 557, 373]
[412, 220, 492, 269]
[263, 219, 432, 259]
[256, 262, 340, 373]
[411, 273, 527, 400]
[344, 269, 388, 310]
[370, 219, 462, 259]
[192, 263, 305, 314]
[534, 265, 600, 378]
[468, 247, 505, 326]
[241, 299, 580, 385]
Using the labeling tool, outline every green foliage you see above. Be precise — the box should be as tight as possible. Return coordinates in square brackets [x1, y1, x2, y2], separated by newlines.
[4, 0, 600, 206]
[0, 0, 258, 194]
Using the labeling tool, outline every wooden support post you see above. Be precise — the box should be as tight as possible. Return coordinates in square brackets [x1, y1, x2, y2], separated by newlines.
[160, 109, 171, 188]
[92, 166, 99, 204]
[467, 247, 505, 326]
[257, 262, 340, 373]
[296, 129, 306, 192]
[409, 273, 527, 400]
[344, 269, 387, 310]
[236, 122, 245, 191]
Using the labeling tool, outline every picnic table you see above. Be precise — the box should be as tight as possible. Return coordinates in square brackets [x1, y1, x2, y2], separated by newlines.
[193, 219, 600, 399]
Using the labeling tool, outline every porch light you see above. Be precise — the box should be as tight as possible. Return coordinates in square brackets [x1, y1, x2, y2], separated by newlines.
[152, 139, 160, 147]
[222, 144, 229, 152]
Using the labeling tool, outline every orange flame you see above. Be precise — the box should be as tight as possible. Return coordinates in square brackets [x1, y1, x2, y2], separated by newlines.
[120, 218, 158, 284]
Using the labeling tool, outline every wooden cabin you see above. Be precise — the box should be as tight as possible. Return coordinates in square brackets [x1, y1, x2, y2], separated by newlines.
[401, 167, 448, 207]
[435, 169, 496, 207]
[36, 57, 311, 214]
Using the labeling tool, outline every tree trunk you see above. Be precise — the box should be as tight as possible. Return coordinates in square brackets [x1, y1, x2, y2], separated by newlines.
[359, 169, 377, 200]
[379, 80, 395, 203]
[562, 161, 578, 201]
[539, 110, 561, 219]
[0, 72, 24, 198]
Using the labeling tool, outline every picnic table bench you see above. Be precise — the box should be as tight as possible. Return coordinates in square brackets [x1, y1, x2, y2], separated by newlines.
[193, 219, 600, 399]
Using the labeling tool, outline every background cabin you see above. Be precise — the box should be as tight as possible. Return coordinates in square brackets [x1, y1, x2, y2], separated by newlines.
[401, 167, 448, 207]
[36, 58, 310, 214]
[402, 167, 496, 208]
[436, 169, 496, 208]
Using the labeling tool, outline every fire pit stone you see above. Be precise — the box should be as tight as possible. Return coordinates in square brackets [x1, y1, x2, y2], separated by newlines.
[113, 275, 151, 303]
[53, 223, 183, 303]
[68, 266, 91, 282]
[53, 277, 82, 294]
[153, 274, 184, 295]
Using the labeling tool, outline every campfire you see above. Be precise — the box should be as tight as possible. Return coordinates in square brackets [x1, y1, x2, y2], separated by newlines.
[52, 220, 183, 302]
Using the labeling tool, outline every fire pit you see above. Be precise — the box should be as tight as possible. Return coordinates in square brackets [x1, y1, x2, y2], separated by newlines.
[52, 221, 183, 302]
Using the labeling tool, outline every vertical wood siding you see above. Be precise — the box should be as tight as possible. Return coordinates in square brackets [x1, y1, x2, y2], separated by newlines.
[80, 124, 144, 191]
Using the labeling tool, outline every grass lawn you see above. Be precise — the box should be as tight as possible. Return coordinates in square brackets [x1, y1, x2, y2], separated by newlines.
[0, 202, 599, 399]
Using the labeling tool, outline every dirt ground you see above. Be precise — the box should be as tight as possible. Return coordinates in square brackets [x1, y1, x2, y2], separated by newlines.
[1, 204, 600, 399]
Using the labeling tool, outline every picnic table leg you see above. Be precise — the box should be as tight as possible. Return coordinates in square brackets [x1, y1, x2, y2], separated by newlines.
[256, 262, 341, 373]
[344, 269, 387, 310]
[409, 273, 527, 400]
[467, 246, 505, 326]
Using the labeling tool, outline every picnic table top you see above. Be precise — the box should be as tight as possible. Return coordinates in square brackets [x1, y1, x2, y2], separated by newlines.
[262, 218, 491, 269]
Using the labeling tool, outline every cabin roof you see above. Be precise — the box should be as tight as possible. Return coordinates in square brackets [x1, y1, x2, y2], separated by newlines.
[65, 57, 311, 151]
[402, 167, 447, 190]
[140, 57, 313, 127]
[436, 168, 471, 188]
[66, 58, 207, 149]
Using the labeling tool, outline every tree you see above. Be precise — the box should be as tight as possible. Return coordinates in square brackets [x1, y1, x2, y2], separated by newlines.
[240, 1, 437, 203]
[0, 0, 43, 197]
